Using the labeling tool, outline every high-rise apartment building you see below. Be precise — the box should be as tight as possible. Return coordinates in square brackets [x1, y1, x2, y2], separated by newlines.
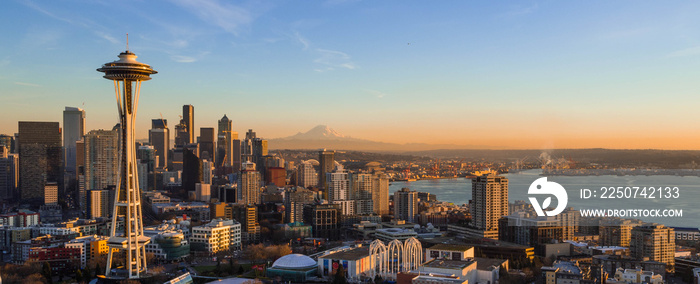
[148, 119, 169, 169]
[599, 219, 644, 247]
[238, 162, 261, 205]
[63, 107, 85, 183]
[137, 145, 156, 191]
[285, 187, 315, 223]
[183, 105, 194, 144]
[471, 174, 508, 239]
[18, 121, 62, 204]
[44, 182, 58, 205]
[352, 173, 374, 215]
[372, 173, 390, 215]
[230, 204, 260, 244]
[630, 224, 675, 273]
[84, 129, 118, 191]
[89, 189, 112, 218]
[318, 149, 335, 198]
[303, 202, 341, 240]
[296, 161, 317, 189]
[198, 127, 215, 163]
[394, 188, 418, 222]
[327, 166, 354, 215]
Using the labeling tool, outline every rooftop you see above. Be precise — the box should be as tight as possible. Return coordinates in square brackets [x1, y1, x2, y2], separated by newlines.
[474, 257, 506, 271]
[423, 259, 476, 270]
[319, 246, 370, 261]
[429, 244, 473, 252]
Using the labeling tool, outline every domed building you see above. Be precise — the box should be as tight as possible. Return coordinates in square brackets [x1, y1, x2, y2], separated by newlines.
[266, 254, 318, 282]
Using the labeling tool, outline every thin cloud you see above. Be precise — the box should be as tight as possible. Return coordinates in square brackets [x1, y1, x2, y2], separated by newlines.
[21, 1, 123, 45]
[315, 48, 356, 70]
[171, 55, 197, 63]
[95, 31, 119, 44]
[169, 51, 210, 63]
[666, 46, 700, 58]
[14, 82, 41, 87]
[170, 0, 253, 35]
[498, 3, 538, 18]
[365, 89, 388, 99]
[20, 0, 75, 24]
[293, 31, 310, 50]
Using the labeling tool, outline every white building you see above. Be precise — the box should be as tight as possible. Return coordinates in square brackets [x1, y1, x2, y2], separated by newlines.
[296, 161, 317, 188]
[375, 228, 418, 242]
[613, 267, 663, 284]
[318, 246, 371, 282]
[190, 218, 241, 254]
[352, 173, 374, 215]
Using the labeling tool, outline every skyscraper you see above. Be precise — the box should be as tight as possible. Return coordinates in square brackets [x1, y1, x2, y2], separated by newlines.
[199, 127, 215, 163]
[352, 173, 374, 215]
[471, 174, 509, 239]
[394, 188, 418, 222]
[18, 121, 62, 204]
[0, 146, 18, 201]
[63, 107, 85, 183]
[285, 187, 315, 223]
[181, 147, 202, 192]
[238, 161, 261, 205]
[217, 115, 235, 168]
[137, 145, 156, 191]
[84, 129, 119, 190]
[97, 48, 156, 279]
[372, 173, 390, 215]
[183, 104, 194, 144]
[318, 149, 335, 199]
[327, 165, 354, 215]
[630, 224, 675, 273]
[83, 129, 118, 211]
[295, 160, 317, 189]
[174, 120, 188, 147]
[148, 118, 169, 169]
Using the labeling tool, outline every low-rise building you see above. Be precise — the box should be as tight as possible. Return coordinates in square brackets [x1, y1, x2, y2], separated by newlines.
[318, 246, 371, 282]
[425, 244, 474, 262]
[190, 218, 241, 254]
[613, 267, 663, 284]
[421, 259, 477, 282]
[375, 228, 417, 243]
[65, 235, 109, 268]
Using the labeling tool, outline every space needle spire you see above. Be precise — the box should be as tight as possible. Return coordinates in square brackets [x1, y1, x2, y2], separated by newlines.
[97, 41, 157, 280]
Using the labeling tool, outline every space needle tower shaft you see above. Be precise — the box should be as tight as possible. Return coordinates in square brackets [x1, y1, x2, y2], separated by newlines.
[97, 42, 157, 279]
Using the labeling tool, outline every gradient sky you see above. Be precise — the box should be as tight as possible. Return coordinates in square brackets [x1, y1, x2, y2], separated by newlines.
[2, 1, 700, 149]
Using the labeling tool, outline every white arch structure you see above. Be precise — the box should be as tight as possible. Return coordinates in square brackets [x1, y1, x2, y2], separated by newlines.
[368, 237, 423, 280]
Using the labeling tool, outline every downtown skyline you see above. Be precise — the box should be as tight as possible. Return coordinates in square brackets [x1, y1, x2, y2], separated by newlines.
[2, 1, 700, 149]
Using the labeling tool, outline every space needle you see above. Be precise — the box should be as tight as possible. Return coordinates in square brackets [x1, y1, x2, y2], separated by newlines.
[97, 38, 157, 280]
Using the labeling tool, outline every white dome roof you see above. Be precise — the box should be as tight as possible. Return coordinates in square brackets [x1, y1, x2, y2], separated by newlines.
[272, 254, 316, 269]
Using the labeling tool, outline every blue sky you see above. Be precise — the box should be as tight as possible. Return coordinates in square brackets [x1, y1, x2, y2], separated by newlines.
[2, 0, 700, 149]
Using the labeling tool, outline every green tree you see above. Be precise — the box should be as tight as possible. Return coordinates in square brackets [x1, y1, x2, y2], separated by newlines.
[332, 265, 348, 284]
[75, 269, 84, 283]
[41, 262, 53, 284]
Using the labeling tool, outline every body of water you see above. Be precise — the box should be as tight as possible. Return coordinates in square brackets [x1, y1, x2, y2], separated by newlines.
[389, 169, 700, 228]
